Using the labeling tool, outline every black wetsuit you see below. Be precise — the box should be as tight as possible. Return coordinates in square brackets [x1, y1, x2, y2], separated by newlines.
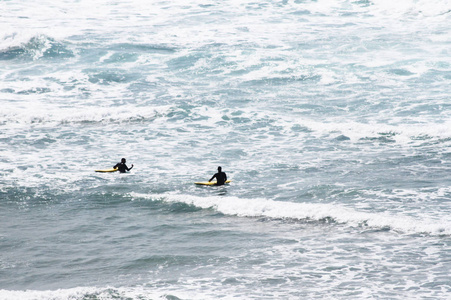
[210, 171, 227, 185]
[114, 162, 131, 173]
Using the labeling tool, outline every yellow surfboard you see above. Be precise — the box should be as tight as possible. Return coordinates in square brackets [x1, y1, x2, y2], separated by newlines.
[95, 168, 118, 173]
[194, 180, 231, 186]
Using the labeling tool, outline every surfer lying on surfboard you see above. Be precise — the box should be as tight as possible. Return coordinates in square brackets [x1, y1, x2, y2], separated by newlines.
[208, 166, 227, 185]
[114, 158, 134, 173]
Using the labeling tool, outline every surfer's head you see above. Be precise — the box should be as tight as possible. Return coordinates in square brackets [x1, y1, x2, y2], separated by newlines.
[218, 166, 222, 172]
[121, 158, 126, 163]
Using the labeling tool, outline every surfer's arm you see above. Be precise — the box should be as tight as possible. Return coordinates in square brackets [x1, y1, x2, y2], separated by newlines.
[128, 164, 134, 171]
[208, 174, 216, 182]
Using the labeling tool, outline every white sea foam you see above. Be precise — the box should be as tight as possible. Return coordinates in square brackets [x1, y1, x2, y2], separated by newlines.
[0, 287, 195, 300]
[0, 105, 171, 127]
[1, 0, 450, 298]
[7, 102, 449, 145]
[371, 0, 451, 17]
[130, 192, 451, 236]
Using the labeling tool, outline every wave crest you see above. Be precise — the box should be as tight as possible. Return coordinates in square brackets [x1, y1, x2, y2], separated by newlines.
[131, 192, 451, 236]
[0, 33, 73, 61]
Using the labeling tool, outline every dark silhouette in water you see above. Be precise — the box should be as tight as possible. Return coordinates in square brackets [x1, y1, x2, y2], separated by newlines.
[114, 158, 134, 173]
[209, 166, 227, 185]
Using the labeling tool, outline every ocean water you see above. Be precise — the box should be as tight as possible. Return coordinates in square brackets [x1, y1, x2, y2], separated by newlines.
[1, 0, 451, 299]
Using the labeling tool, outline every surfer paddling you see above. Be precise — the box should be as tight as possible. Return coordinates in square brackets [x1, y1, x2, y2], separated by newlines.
[209, 166, 227, 185]
[114, 158, 134, 173]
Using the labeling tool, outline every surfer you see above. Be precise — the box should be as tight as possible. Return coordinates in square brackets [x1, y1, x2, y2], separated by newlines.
[209, 166, 227, 185]
[114, 158, 134, 173]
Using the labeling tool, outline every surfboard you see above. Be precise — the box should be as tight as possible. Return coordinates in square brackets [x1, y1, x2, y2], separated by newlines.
[95, 168, 118, 173]
[194, 180, 231, 186]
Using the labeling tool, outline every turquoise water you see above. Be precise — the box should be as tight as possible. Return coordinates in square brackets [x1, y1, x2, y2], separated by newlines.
[1, 0, 451, 299]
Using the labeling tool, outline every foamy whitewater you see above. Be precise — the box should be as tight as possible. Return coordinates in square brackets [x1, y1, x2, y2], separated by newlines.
[1, 0, 450, 299]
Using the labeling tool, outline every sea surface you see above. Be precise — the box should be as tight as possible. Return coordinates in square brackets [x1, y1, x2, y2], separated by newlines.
[1, 0, 451, 299]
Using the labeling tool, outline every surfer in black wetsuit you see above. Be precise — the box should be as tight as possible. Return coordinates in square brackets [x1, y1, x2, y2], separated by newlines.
[209, 166, 227, 185]
[114, 158, 134, 173]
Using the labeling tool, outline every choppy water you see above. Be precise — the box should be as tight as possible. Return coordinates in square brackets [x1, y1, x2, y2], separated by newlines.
[1, 0, 451, 299]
